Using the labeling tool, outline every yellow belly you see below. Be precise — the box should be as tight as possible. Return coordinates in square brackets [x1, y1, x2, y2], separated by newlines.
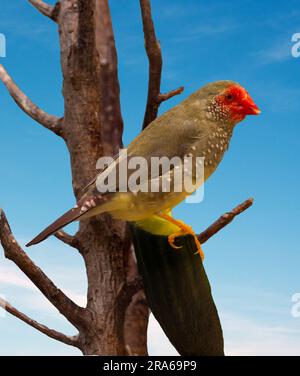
[86, 165, 207, 224]
[98, 189, 189, 222]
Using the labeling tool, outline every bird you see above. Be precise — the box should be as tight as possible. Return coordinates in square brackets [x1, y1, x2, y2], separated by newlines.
[26, 80, 260, 258]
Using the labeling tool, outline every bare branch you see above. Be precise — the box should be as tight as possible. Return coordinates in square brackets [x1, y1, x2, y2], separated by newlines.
[139, 0, 184, 129]
[198, 198, 254, 244]
[54, 230, 80, 249]
[28, 0, 59, 21]
[0, 297, 79, 347]
[140, 0, 162, 129]
[0, 209, 87, 328]
[0, 65, 63, 137]
[158, 86, 184, 103]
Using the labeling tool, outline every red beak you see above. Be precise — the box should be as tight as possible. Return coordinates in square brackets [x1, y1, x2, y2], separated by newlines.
[242, 94, 261, 115]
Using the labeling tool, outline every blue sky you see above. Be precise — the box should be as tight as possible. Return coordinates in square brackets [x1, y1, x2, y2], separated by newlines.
[0, 0, 300, 355]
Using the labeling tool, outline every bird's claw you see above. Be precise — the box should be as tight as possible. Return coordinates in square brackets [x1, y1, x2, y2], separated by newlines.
[158, 212, 205, 261]
[193, 236, 205, 261]
[168, 231, 204, 261]
[168, 231, 184, 250]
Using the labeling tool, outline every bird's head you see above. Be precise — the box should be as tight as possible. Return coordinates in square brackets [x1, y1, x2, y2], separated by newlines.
[202, 80, 261, 125]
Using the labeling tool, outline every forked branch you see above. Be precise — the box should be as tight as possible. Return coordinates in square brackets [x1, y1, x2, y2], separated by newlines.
[0, 209, 87, 328]
[54, 230, 80, 250]
[139, 0, 184, 129]
[0, 65, 63, 137]
[0, 298, 79, 347]
[158, 87, 184, 103]
[28, 0, 59, 21]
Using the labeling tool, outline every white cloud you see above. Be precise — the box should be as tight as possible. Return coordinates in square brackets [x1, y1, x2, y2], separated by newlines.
[0, 263, 87, 311]
[147, 309, 300, 356]
[64, 290, 86, 308]
[2, 263, 300, 355]
[0, 263, 36, 291]
[148, 314, 178, 356]
[222, 311, 300, 356]
[169, 22, 236, 44]
[157, 3, 200, 20]
[255, 41, 292, 65]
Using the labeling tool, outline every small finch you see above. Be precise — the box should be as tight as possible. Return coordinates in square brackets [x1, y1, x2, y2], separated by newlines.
[27, 80, 260, 257]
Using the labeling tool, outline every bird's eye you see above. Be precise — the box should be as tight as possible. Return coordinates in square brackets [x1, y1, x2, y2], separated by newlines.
[225, 94, 234, 102]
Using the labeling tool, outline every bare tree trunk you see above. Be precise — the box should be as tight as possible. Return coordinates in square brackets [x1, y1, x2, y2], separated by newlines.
[57, 0, 144, 355]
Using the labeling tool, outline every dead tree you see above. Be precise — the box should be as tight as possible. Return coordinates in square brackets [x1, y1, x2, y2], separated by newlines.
[0, 0, 253, 355]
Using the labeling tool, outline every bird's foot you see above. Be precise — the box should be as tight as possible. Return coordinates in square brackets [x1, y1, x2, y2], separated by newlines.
[168, 230, 184, 250]
[158, 213, 204, 261]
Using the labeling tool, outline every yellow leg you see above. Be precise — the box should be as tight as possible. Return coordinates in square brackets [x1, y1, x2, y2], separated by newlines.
[157, 213, 204, 261]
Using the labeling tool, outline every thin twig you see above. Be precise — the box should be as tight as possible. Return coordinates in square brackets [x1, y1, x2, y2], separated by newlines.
[0, 65, 63, 137]
[55, 230, 80, 249]
[139, 0, 183, 129]
[158, 86, 184, 104]
[0, 209, 87, 328]
[198, 198, 254, 244]
[28, 0, 59, 21]
[0, 298, 79, 347]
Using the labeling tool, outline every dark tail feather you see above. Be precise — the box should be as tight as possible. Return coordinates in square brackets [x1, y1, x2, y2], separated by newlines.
[26, 206, 84, 247]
